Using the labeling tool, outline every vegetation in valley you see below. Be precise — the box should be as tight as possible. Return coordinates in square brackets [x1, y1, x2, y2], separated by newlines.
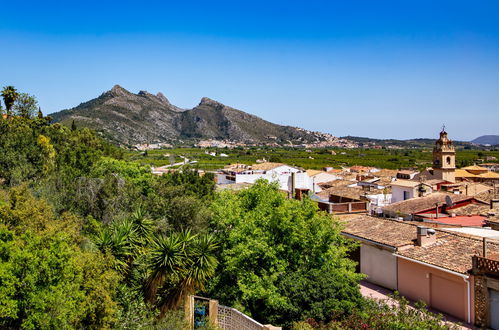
[126, 146, 499, 171]
[0, 88, 462, 329]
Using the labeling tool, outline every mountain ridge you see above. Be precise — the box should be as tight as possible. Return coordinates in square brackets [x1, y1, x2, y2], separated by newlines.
[51, 85, 333, 146]
[471, 135, 499, 146]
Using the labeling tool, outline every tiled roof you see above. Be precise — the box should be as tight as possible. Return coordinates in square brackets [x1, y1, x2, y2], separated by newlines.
[305, 169, 324, 177]
[342, 216, 499, 274]
[317, 186, 364, 201]
[376, 177, 395, 186]
[478, 171, 499, 179]
[462, 182, 493, 196]
[462, 165, 488, 171]
[398, 231, 499, 274]
[455, 169, 478, 178]
[250, 162, 286, 171]
[450, 203, 498, 216]
[398, 170, 418, 175]
[349, 166, 375, 172]
[371, 169, 398, 177]
[341, 216, 418, 248]
[318, 179, 355, 189]
[382, 192, 473, 215]
[390, 179, 423, 188]
[474, 189, 497, 203]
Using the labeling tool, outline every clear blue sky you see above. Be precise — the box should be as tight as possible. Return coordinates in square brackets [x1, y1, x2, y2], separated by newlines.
[1, 0, 498, 140]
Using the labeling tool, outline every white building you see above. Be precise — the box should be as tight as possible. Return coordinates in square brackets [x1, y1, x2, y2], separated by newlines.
[390, 180, 433, 203]
[216, 163, 314, 192]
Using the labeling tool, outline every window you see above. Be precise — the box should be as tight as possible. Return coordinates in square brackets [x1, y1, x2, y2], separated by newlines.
[446, 156, 451, 165]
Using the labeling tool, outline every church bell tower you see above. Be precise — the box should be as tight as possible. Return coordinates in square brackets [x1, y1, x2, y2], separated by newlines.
[432, 126, 456, 183]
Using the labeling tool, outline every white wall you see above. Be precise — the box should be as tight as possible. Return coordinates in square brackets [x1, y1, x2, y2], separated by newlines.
[234, 172, 314, 192]
[268, 165, 302, 175]
[391, 186, 414, 203]
[360, 244, 398, 290]
[216, 173, 235, 184]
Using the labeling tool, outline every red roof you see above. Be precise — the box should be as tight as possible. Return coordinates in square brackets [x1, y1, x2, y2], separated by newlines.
[427, 215, 486, 227]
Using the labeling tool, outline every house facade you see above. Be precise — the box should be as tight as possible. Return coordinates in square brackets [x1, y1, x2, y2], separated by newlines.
[342, 215, 499, 325]
[390, 180, 433, 203]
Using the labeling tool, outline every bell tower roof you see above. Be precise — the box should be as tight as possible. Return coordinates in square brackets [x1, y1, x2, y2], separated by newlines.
[434, 125, 454, 152]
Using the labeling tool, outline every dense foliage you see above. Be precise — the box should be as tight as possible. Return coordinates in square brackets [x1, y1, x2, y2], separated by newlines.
[0, 187, 119, 329]
[293, 294, 458, 329]
[127, 145, 499, 171]
[208, 180, 364, 327]
[0, 88, 459, 329]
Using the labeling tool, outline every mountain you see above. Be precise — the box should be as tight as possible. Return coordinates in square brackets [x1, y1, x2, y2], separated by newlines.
[471, 135, 499, 146]
[343, 136, 478, 149]
[51, 85, 331, 146]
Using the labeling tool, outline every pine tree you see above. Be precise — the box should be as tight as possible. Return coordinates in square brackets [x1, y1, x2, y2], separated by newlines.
[71, 120, 77, 131]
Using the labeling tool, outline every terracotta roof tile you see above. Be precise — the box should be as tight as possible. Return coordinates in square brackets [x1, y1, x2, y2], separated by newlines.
[382, 192, 473, 215]
[398, 232, 499, 273]
[250, 162, 286, 171]
[341, 216, 418, 248]
[342, 216, 499, 274]
[317, 186, 364, 201]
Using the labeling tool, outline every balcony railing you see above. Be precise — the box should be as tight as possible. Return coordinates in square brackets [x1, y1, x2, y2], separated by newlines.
[472, 255, 499, 275]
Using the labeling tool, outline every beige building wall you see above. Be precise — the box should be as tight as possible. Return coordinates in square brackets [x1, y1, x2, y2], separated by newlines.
[360, 244, 397, 290]
[397, 258, 472, 323]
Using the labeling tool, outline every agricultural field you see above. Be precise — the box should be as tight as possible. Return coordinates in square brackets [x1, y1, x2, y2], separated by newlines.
[125, 147, 499, 171]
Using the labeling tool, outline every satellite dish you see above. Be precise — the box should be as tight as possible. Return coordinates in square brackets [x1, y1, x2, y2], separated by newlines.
[445, 195, 454, 208]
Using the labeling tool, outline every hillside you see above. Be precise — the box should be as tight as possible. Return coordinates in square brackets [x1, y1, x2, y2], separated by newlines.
[51, 85, 331, 146]
[472, 135, 499, 146]
[343, 135, 478, 149]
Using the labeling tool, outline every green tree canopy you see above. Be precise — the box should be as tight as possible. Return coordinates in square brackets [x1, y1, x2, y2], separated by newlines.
[0, 186, 120, 329]
[207, 180, 363, 327]
[12, 93, 38, 118]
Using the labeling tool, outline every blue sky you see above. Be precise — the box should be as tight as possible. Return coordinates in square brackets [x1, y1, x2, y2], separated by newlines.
[1, 0, 498, 140]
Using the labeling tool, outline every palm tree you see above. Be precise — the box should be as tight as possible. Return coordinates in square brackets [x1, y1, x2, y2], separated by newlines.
[144, 230, 218, 316]
[1, 86, 19, 116]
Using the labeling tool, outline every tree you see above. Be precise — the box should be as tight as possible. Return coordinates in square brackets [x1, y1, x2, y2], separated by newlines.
[71, 119, 77, 130]
[208, 180, 363, 327]
[0, 186, 120, 329]
[1, 86, 19, 115]
[37, 107, 43, 119]
[13, 93, 38, 118]
[144, 230, 218, 316]
[297, 294, 458, 329]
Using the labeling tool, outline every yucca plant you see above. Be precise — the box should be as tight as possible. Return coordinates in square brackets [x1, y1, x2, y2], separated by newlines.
[144, 230, 219, 316]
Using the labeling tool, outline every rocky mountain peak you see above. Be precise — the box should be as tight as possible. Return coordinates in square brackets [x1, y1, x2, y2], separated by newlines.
[110, 84, 129, 96]
[156, 92, 172, 106]
[199, 97, 223, 107]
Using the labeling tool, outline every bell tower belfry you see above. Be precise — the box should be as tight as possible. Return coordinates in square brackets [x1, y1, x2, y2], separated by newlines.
[432, 125, 456, 183]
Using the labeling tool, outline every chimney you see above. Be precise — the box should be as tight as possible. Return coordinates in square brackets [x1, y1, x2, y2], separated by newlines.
[491, 199, 499, 209]
[416, 226, 436, 247]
